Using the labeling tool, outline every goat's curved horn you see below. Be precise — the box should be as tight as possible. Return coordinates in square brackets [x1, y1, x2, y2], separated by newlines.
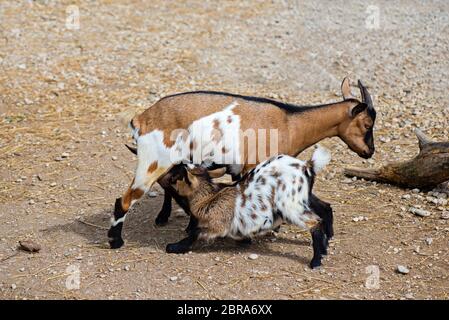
[125, 144, 137, 155]
[358, 80, 373, 109]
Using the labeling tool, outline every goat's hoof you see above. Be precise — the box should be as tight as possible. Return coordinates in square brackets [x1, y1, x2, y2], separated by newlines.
[236, 238, 252, 247]
[185, 225, 197, 233]
[166, 243, 190, 254]
[109, 238, 124, 249]
[309, 259, 322, 269]
[155, 216, 169, 226]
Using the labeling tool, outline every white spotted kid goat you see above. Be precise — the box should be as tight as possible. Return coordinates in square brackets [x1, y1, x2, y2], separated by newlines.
[164, 145, 333, 269]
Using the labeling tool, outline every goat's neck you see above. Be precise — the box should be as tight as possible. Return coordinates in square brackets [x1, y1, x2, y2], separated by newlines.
[188, 181, 220, 213]
[287, 101, 353, 156]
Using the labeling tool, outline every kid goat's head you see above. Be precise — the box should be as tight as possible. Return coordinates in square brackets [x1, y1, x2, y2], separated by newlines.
[162, 165, 225, 197]
[338, 78, 377, 159]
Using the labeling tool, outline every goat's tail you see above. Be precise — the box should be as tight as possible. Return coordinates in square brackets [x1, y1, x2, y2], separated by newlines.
[117, 109, 137, 128]
[309, 145, 331, 174]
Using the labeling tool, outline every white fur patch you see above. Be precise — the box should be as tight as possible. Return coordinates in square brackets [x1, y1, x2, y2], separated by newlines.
[131, 101, 242, 191]
[111, 215, 126, 227]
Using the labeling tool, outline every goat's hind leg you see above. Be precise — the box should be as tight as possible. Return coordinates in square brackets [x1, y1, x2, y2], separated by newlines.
[155, 189, 172, 226]
[310, 224, 326, 269]
[309, 193, 333, 254]
[108, 183, 146, 249]
[167, 186, 196, 233]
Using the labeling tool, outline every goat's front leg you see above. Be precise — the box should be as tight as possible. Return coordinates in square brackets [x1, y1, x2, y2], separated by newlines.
[230, 172, 253, 246]
[166, 227, 201, 254]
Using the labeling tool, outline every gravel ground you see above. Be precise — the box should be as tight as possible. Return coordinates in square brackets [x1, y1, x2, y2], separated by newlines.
[0, 1, 448, 299]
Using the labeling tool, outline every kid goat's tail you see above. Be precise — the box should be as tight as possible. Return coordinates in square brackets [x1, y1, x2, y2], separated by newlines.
[309, 145, 331, 174]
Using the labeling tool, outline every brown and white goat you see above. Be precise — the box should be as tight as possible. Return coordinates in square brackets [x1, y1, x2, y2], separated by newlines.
[108, 78, 375, 249]
[164, 146, 333, 268]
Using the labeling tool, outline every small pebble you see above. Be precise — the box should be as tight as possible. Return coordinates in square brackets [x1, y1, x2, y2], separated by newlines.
[11, 284, 17, 290]
[409, 207, 430, 217]
[425, 238, 433, 245]
[124, 265, 130, 271]
[248, 253, 259, 260]
[147, 191, 158, 198]
[170, 276, 178, 281]
[396, 265, 409, 274]
[111, 156, 118, 161]
[61, 152, 70, 158]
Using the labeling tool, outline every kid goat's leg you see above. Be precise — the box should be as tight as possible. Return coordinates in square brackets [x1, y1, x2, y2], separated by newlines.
[166, 227, 201, 254]
[310, 223, 326, 269]
[108, 181, 146, 249]
[309, 193, 333, 252]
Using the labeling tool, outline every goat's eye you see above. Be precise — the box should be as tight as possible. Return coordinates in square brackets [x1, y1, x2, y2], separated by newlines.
[365, 125, 371, 130]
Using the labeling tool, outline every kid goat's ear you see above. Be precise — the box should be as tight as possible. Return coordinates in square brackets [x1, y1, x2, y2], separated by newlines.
[208, 167, 227, 178]
[189, 166, 207, 176]
[350, 103, 368, 117]
[341, 77, 355, 100]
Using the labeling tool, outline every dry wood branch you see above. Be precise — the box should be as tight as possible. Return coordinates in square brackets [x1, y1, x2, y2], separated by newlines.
[345, 129, 449, 189]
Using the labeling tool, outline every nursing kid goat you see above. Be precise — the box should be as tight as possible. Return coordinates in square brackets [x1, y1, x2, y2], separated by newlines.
[164, 146, 332, 268]
[108, 78, 376, 249]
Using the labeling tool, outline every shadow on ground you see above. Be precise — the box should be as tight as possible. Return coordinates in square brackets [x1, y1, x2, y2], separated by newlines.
[43, 196, 315, 265]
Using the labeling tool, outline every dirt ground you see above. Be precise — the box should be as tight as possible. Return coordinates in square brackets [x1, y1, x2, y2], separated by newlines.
[0, 1, 448, 300]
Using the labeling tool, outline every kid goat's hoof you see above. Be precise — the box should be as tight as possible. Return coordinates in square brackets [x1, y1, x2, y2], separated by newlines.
[236, 238, 252, 247]
[155, 216, 169, 226]
[109, 238, 124, 249]
[166, 243, 190, 254]
[309, 259, 322, 269]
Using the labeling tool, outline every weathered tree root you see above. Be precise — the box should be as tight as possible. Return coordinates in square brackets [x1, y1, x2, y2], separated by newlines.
[344, 129, 449, 189]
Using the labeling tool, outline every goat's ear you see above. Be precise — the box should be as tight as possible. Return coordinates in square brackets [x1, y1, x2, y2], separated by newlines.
[341, 77, 354, 100]
[208, 167, 227, 178]
[189, 166, 207, 176]
[186, 171, 196, 184]
[350, 103, 368, 117]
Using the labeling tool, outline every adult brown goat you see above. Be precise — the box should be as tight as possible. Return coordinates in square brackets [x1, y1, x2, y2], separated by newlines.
[108, 78, 376, 249]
